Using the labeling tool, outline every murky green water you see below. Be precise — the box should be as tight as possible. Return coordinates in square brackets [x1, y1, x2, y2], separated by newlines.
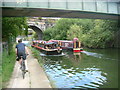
[41, 48, 119, 88]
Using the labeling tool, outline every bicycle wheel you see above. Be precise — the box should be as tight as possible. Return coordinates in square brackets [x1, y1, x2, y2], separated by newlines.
[22, 70, 25, 79]
[21, 60, 26, 79]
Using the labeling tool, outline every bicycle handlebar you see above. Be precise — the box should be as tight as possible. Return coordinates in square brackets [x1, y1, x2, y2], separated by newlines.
[26, 54, 29, 56]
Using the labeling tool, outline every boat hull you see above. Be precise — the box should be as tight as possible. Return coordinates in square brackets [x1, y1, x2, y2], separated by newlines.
[32, 46, 62, 55]
[41, 49, 62, 55]
[73, 48, 83, 52]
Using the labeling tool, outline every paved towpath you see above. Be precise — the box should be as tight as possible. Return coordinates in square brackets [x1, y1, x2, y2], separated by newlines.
[7, 47, 52, 88]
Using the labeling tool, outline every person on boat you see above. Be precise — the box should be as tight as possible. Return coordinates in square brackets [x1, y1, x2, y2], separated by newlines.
[52, 43, 56, 49]
[16, 39, 29, 71]
[76, 40, 79, 48]
[45, 45, 49, 49]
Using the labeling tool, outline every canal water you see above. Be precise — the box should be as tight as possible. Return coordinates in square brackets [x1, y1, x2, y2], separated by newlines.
[41, 48, 119, 88]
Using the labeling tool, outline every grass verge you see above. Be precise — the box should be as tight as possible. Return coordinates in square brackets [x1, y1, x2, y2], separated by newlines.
[0, 66, 2, 89]
[29, 47, 43, 66]
[0, 54, 2, 89]
[2, 49, 16, 88]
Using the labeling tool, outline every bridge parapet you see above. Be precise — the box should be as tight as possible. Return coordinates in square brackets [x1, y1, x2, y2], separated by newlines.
[2, 0, 120, 15]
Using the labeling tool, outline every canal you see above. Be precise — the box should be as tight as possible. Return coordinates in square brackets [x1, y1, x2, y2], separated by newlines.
[41, 48, 119, 88]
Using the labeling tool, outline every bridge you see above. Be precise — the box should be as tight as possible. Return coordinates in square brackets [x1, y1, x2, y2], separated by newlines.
[28, 21, 43, 40]
[2, 0, 120, 40]
[27, 18, 56, 40]
[2, 0, 120, 20]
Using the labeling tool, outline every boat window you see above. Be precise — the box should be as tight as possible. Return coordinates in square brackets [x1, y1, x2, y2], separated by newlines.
[61, 42, 65, 46]
[69, 43, 73, 47]
[38, 43, 44, 48]
[33, 42, 35, 45]
[35, 42, 37, 45]
[38, 43, 41, 47]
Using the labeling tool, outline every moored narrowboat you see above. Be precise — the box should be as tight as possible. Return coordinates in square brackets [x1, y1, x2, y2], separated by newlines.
[32, 41, 62, 55]
[46, 40, 74, 50]
[47, 38, 83, 52]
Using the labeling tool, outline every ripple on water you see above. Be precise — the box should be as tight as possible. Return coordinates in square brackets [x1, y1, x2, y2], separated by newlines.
[43, 56, 108, 88]
[61, 68, 106, 88]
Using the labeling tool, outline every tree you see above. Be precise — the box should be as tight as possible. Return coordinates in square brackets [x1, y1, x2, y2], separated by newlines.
[67, 24, 83, 40]
[82, 20, 115, 48]
[43, 18, 118, 48]
[2, 17, 28, 54]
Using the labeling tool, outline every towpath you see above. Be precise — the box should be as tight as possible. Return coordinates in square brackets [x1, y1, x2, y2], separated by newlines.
[7, 47, 52, 88]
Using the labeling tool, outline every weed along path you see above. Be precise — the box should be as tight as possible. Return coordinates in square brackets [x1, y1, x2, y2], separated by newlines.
[7, 47, 52, 88]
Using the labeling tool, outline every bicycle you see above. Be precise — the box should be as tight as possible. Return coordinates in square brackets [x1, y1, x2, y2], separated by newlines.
[20, 54, 29, 79]
[20, 56, 25, 79]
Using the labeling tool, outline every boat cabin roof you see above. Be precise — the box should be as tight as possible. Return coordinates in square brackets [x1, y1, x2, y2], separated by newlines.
[45, 42, 56, 45]
[49, 40, 73, 43]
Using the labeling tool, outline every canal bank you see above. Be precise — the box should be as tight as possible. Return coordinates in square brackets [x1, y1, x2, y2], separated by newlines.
[7, 47, 52, 88]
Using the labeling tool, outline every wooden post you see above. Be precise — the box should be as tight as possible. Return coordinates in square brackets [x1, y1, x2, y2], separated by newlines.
[58, 41, 60, 45]
[80, 41, 81, 48]
[59, 41, 61, 46]
[74, 41, 76, 48]
[79, 41, 81, 48]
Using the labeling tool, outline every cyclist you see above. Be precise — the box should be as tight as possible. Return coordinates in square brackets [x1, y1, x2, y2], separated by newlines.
[16, 39, 29, 71]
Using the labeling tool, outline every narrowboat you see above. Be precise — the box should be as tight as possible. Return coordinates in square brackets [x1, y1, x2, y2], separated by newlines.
[47, 38, 83, 52]
[47, 40, 74, 50]
[32, 41, 62, 55]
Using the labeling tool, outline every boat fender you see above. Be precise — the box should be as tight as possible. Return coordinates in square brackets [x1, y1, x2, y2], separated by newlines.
[57, 49, 61, 53]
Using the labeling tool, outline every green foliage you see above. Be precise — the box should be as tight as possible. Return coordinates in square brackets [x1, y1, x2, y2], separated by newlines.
[2, 50, 16, 88]
[43, 18, 118, 48]
[43, 27, 53, 40]
[44, 18, 75, 40]
[38, 17, 42, 20]
[67, 24, 83, 40]
[81, 20, 116, 48]
[43, 18, 95, 40]
[30, 47, 40, 59]
[33, 33, 39, 40]
[2, 17, 28, 54]
[2, 17, 28, 41]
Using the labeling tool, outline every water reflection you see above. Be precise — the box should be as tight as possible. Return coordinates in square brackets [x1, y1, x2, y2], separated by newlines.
[73, 52, 81, 61]
[41, 49, 118, 88]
